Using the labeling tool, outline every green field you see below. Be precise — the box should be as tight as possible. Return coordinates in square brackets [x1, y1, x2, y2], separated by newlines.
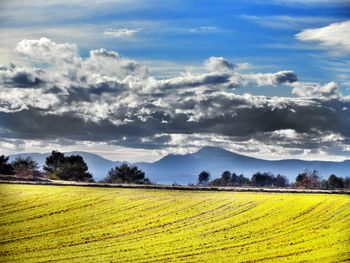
[0, 184, 349, 262]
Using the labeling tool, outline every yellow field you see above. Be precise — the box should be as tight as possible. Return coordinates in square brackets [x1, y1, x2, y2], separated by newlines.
[0, 184, 349, 262]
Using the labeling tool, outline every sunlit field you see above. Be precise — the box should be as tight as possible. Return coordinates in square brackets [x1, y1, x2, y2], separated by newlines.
[0, 184, 349, 262]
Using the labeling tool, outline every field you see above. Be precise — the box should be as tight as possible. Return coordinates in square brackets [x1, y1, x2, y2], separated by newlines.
[0, 184, 349, 262]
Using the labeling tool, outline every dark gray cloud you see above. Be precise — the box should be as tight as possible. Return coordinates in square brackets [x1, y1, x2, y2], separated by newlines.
[274, 70, 298, 84]
[1, 97, 349, 149]
[0, 64, 44, 88]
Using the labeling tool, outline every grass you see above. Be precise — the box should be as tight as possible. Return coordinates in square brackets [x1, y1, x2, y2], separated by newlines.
[0, 184, 349, 262]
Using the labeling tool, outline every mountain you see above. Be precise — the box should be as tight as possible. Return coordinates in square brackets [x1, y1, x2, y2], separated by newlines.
[136, 146, 350, 185]
[7, 146, 350, 184]
[8, 151, 121, 181]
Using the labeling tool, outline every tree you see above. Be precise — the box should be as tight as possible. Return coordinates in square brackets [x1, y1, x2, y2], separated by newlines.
[44, 151, 93, 182]
[230, 172, 239, 186]
[208, 171, 250, 187]
[11, 157, 42, 180]
[344, 177, 350, 189]
[237, 174, 250, 186]
[209, 178, 223, 186]
[251, 172, 275, 187]
[251, 172, 265, 187]
[104, 163, 149, 184]
[209, 171, 232, 186]
[296, 170, 321, 189]
[327, 174, 344, 189]
[0, 155, 14, 175]
[296, 172, 307, 187]
[309, 170, 321, 188]
[43, 151, 65, 179]
[221, 171, 231, 185]
[275, 174, 288, 187]
[61, 155, 93, 182]
[198, 171, 210, 186]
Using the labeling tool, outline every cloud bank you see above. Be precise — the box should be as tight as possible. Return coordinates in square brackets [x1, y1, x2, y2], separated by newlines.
[1, 38, 349, 159]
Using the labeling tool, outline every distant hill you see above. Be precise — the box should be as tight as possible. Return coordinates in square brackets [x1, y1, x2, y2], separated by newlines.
[8, 146, 350, 184]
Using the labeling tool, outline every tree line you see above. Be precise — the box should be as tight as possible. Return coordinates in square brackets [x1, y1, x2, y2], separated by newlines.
[0, 152, 150, 184]
[1, 152, 350, 189]
[197, 170, 350, 190]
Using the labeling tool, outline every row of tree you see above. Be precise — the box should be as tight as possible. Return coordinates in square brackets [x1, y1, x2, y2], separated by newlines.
[0, 152, 150, 184]
[199, 171, 251, 187]
[1, 152, 350, 189]
[0, 155, 42, 180]
[0, 152, 93, 182]
[197, 170, 350, 189]
[295, 169, 350, 189]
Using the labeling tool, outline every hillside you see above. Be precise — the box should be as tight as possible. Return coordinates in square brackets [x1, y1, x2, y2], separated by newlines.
[0, 184, 349, 262]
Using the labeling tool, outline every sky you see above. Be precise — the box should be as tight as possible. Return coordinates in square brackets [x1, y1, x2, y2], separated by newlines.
[0, 0, 350, 162]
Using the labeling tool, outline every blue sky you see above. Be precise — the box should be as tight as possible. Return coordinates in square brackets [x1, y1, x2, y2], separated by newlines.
[1, 0, 349, 83]
[0, 0, 350, 161]
[97, 1, 344, 88]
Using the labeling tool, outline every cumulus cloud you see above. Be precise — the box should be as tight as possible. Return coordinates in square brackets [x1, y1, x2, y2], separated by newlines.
[291, 81, 340, 98]
[1, 38, 349, 159]
[204, 57, 236, 72]
[296, 20, 350, 54]
[85, 48, 149, 79]
[15, 38, 81, 65]
[104, 28, 140, 38]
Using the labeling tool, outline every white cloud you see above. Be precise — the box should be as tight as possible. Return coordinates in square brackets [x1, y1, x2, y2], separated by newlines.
[0, 0, 147, 26]
[0, 88, 60, 112]
[268, 0, 350, 5]
[270, 129, 299, 140]
[86, 48, 148, 79]
[15, 37, 81, 65]
[296, 20, 350, 54]
[189, 26, 218, 33]
[204, 57, 236, 72]
[291, 81, 340, 98]
[104, 28, 140, 38]
[241, 15, 334, 30]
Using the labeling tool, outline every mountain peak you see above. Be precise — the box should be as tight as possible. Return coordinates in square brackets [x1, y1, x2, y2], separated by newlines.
[195, 146, 240, 156]
[197, 146, 229, 153]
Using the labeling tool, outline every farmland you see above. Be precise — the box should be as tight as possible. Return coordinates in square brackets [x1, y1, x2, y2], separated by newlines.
[0, 184, 349, 262]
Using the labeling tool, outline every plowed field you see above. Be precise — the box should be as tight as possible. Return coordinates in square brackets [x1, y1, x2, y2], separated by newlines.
[0, 184, 349, 262]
